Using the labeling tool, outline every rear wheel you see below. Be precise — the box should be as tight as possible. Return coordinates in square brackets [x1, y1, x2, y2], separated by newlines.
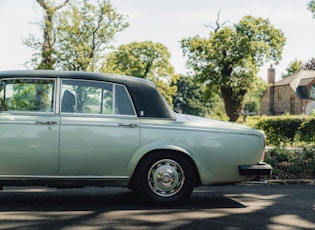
[134, 151, 196, 204]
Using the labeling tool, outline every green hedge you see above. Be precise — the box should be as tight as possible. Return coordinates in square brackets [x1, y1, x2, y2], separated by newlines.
[249, 116, 315, 145]
[264, 145, 315, 179]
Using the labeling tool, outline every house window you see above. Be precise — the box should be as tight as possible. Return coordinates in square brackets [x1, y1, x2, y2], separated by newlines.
[311, 84, 315, 100]
[278, 88, 282, 101]
[290, 95, 295, 114]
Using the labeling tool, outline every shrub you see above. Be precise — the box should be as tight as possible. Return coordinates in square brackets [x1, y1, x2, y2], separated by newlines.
[244, 116, 315, 146]
[297, 118, 315, 142]
[264, 145, 315, 179]
[253, 116, 306, 145]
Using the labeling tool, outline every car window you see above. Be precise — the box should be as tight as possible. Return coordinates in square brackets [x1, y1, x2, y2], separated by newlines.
[61, 79, 135, 116]
[115, 84, 136, 115]
[0, 79, 55, 112]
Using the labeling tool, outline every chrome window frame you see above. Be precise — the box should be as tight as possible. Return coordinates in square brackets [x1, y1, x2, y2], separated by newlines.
[0, 77, 57, 115]
[60, 78, 137, 117]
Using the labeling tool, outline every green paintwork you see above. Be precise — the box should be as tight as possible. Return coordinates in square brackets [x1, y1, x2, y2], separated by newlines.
[0, 73, 267, 188]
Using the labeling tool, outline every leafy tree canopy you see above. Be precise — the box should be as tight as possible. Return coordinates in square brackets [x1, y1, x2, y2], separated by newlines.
[172, 75, 213, 116]
[25, 0, 129, 71]
[281, 59, 303, 79]
[181, 15, 286, 121]
[102, 41, 178, 104]
[308, 0, 315, 17]
[303, 57, 315, 70]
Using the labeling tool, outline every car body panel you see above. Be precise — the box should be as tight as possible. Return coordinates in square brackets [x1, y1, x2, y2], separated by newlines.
[59, 115, 140, 176]
[128, 114, 265, 185]
[0, 113, 59, 175]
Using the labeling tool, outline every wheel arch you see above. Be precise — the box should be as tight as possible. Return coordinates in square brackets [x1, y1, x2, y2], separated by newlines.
[127, 148, 202, 190]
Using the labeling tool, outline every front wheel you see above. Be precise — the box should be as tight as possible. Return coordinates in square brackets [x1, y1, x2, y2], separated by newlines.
[134, 152, 196, 204]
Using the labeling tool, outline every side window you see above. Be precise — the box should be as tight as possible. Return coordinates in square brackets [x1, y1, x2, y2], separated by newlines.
[61, 80, 113, 114]
[115, 85, 135, 115]
[61, 79, 135, 116]
[0, 79, 54, 112]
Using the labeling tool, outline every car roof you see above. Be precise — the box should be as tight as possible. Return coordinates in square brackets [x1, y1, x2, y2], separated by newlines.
[0, 70, 175, 119]
[0, 70, 155, 87]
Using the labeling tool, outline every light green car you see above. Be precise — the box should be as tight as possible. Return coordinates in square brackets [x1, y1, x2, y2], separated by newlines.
[0, 70, 271, 203]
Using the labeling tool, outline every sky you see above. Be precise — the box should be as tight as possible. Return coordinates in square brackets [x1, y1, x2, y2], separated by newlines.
[0, 0, 315, 82]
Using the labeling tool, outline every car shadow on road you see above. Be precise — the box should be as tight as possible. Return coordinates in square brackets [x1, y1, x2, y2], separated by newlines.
[0, 186, 245, 211]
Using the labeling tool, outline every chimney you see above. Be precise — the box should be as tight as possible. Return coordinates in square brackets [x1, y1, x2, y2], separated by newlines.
[268, 64, 275, 85]
[268, 64, 275, 115]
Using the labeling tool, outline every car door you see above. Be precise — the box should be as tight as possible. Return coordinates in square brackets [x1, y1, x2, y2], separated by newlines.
[0, 78, 59, 175]
[59, 79, 140, 176]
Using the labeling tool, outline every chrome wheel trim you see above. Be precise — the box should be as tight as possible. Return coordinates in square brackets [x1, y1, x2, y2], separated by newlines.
[147, 159, 185, 197]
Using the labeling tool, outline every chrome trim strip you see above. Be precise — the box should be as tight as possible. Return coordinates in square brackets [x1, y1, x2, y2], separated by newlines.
[61, 122, 121, 127]
[60, 113, 137, 118]
[55, 77, 61, 114]
[141, 124, 261, 136]
[0, 121, 40, 125]
[0, 175, 129, 179]
[0, 121, 59, 125]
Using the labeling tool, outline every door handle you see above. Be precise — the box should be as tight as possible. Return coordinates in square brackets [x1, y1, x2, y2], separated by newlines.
[118, 123, 138, 128]
[36, 121, 58, 125]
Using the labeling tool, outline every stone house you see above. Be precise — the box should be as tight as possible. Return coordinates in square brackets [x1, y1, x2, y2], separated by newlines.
[260, 65, 315, 115]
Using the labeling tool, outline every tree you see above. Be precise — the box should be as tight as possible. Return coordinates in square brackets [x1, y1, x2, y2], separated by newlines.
[244, 77, 268, 114]
[102, 41, 178, 104]
[55, 0, 129, 71]
[24, 0, 69, 70]
[172, 75, 212, 116]
[281, 59, 302, 79]
[25, 0, 129, 71]
[304, 57, 315, 70]
[308, 0, 315, 17]
[181, 15, 286, 121]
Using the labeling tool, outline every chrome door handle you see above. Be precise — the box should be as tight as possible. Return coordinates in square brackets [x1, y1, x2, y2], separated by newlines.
[36, 121, 58, 125]
[119, 123, 138, 128]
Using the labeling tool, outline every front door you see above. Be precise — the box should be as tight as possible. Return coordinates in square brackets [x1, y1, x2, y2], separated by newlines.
[0, 78, 59, 175]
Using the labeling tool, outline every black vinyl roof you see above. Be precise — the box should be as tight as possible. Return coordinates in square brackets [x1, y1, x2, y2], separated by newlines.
[0, 70, 175, 119]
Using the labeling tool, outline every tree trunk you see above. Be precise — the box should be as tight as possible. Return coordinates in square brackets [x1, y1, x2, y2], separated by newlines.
[220, 86, 246, 122]
[36, 0, 69, 70]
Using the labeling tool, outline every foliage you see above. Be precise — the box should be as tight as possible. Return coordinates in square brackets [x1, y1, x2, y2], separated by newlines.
[265, 145, 315, 179]
[206, 95, 229, 121]
[298, 118, 315, 142]
[253, 116, 303, 145]
[181, 15, 286, 121]
[25, 0, 129, 71]
[244, 116, 315, 146]
[172, 75, 213, 116]
[281, 59, 303, 79]
[102, 41, 178, 104]
[37, 0, 70, 69]
[303, 57, 315, 70]
[307, 0, 315, 18]
[243, 77, 268, 114]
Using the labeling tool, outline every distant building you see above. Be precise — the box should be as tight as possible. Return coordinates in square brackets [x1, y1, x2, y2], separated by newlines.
[260, 65, 315, 115]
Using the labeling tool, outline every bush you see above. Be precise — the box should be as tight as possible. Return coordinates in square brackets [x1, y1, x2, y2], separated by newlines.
[297, 118, 315, 142]
[253, 116, 306, 145]
[264, 145, 315, 179]
[244, 116, 314, 146]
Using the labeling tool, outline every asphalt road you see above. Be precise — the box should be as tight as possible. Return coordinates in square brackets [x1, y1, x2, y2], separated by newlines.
[0, 184, 314, 229]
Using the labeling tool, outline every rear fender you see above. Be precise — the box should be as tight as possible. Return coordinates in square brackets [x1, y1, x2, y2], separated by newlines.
[124, 141, 201, 176]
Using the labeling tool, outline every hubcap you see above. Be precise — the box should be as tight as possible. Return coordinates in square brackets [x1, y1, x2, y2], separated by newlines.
[147, 159, 185, 197]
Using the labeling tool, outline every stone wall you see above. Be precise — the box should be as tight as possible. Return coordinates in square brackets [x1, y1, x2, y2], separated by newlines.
[260, 85, 303, 115]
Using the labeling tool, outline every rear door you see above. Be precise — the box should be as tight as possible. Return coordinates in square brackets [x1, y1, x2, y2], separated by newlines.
[59, 79, 140, 176]
[0, 78, 59, 175]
